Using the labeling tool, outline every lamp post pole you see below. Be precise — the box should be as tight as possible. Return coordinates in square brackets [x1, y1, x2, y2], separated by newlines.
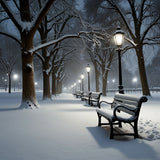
[114, 27, 124, 94]
[78, 80, 81, 91]
[13, 74, 18, 92]
[81, 74, 84, 92]
[86, 64, 91, 91]
[117, 48, 124, 94]
[88, 72, 90, 91]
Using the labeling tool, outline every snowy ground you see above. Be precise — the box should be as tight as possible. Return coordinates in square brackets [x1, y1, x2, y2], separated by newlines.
[0, 91, 160, 160]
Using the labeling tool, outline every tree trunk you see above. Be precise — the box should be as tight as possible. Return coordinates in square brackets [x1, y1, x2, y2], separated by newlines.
[136, 46, 150, 96]
[20, 34, 39, 108]
[102, 78, 107, 96]
[52, 72, 57, 95]
[42, 53, 51, 99]
[94, 63, 100, 92]
[8, 73, 11, 93]
[43, 71, 51, 99]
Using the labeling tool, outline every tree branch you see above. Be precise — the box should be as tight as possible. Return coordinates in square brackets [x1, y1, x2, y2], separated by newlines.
[30, 0, 55, 35]
[0, 31, 21, 45]
[0, 0, 22, 31]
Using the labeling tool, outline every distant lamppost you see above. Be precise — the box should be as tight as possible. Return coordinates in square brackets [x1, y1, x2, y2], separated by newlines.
[112, 79, 116, 90]
[81, 74, 84, 92]
[78, 79, 81, 91]
[114, 27, 124, 94]
[132, 77, 138, 89]
[86, 64, 91, 91]
[74, 82, 77, 92]
[4, 79, 7, 91]
[13, 74, 18, 91]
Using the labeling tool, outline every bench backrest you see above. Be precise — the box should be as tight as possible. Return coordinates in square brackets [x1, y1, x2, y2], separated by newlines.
[85, 92, 92, 96]
[91, 92, 102, 100]
[112, 93, 148, 115]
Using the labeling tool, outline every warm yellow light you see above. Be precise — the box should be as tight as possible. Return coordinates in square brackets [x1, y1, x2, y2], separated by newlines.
[114, 27, 124, 47]
[13, 74, 18, 80]
[86, 64, 91, 72]
[81, 74, 84, 79]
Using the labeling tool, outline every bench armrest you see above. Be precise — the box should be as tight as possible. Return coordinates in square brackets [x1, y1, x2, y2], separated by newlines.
[113, 105, 137, 122]
[99, 101, 113, 109]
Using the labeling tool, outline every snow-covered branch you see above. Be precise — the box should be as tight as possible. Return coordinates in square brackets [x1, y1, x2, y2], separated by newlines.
[29, 34, 80, 53]
[124, 36, 137, 47]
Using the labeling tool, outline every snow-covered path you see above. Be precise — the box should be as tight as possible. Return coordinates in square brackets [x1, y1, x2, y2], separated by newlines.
[0, 92, 160, 160]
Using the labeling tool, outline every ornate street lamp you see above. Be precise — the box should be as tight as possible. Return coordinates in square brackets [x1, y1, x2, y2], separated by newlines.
[81, 73, 84, 91]
[86, 64, 91, 91]
[13, 73, 18, 91]
[78, 79, 81, 91]
[132, 77, 138, 89]
[114, 27, 124, 94]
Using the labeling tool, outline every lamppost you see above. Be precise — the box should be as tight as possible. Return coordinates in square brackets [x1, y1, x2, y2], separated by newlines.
[112, 79, 116, 90]
[4, 79, 7, 91]
[78, 79, 81, 91]
[81, 74, 84, 92]
[74, 82, 77, 92]
[13, 74, 18, 91]
[86, 64, 91, 91]
[132, 77, 138, 89]
[114, 27, 124, 94]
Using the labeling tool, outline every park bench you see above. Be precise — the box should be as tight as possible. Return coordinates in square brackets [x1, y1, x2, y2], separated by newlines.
[90, 92, 103, 107]
[74, 90, 84, 98]
[96, 93, 148, 139]
[81, 91, 92, 104]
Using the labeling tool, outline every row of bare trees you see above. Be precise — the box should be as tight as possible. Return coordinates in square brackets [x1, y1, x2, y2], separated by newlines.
[0, 0, 160, 109]
[0, 0, 84, 108]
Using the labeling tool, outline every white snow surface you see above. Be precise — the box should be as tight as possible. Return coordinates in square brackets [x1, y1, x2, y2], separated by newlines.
[0, 92, 160, 160]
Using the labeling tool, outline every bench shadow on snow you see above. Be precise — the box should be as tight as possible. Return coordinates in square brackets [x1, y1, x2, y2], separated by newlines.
[87, 126, 158, 159]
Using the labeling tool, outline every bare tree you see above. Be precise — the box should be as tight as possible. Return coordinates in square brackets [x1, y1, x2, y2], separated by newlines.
[0, 37, 19, 93]
[35, 0, 78, 99]
[98, 46, 115, 96]
[86, 43, 100, 92]
[104, 0, 160, 95]
[0, 0, 56, 108]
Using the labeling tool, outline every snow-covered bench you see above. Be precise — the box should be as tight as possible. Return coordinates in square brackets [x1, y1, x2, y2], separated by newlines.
[90, 92, 102, 107]
[96, 93, 148, 139]
[81, 91, 92, 104]
[74, 90, 84, 98]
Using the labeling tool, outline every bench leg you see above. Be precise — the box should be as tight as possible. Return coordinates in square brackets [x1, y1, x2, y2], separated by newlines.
[119, 121, 122, 128]
[134, 121, 138, 138]
[109, 121, 114, 139]
[97, 113, 101, 126]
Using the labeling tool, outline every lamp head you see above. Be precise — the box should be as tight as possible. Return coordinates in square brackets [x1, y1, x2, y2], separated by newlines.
[86, 64, 91, 72]
[114, 27, 124, 47]
[81, 74, 84, 79]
